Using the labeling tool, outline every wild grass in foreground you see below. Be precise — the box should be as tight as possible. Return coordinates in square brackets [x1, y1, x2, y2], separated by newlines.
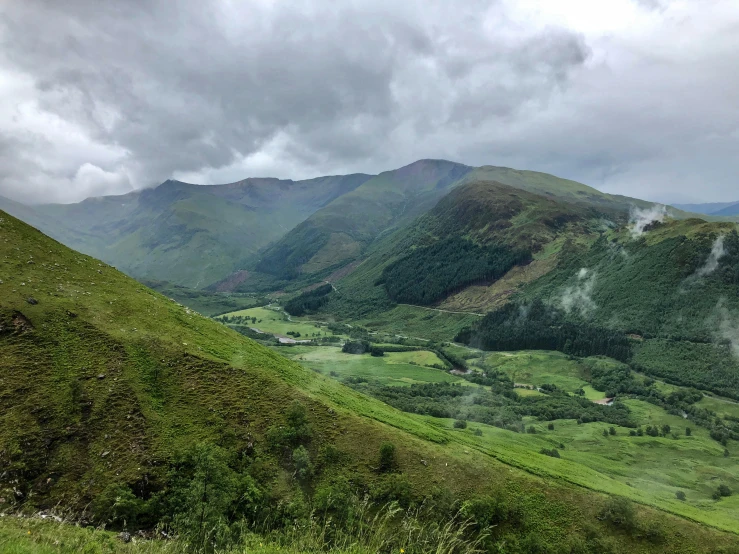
[0, 501, 485, 554]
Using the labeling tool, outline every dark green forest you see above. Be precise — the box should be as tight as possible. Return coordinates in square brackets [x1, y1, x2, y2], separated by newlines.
[455, 299, 632, 362]
[284, 283, 334, 316]
[379, 237, 531, 305]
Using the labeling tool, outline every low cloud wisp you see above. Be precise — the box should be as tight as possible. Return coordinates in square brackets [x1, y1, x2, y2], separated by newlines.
[628, 204, 667, 238]
[561, 268, 596, 317]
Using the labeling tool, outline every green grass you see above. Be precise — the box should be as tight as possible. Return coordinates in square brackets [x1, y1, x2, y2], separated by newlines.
[480, 350, 590, 392]
[220, 306, 332, 338]
[279, 346, 464, 387]
[696, 395, 739, 420]
[359, 305, 478, 342]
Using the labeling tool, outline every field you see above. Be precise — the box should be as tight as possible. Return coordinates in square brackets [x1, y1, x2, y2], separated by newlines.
[477, 350, 610, 399]
[220, 306, 332, 338]
[279, 346, 467, 387]
[358, 304, 479, 341]
[697, 395, 739, 420]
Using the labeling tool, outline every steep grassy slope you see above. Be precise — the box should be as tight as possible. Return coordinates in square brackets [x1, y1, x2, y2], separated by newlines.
[2, 212, 739, 551]
[1, 174, 371, 288]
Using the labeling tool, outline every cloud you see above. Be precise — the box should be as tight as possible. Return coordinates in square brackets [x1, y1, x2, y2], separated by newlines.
[0, 0, 738, 203]
[561, 267, 596, 316]
[694, 235, 727, 278]
[628, 204, 667, 238]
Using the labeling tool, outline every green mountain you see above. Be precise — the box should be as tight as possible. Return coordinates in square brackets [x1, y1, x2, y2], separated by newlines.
[231, 161, 712, 293]
[0, 174, 371, 288]
[3, 210, 739, 551]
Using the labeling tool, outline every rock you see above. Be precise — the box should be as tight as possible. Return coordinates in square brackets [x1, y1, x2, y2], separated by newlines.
[66, 310, 77, 318]
[118, 532, 131, 543]
[101, 451, 110, 458]
[97, 374, 106, 380]
[26, 297, 38, 305]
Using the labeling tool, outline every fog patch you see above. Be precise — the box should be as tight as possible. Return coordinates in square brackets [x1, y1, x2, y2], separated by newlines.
[694, 235, 726, 278]
[561, 268, 596, 316]
[629, 204, 667, 238]
[710, 299, 739, 358]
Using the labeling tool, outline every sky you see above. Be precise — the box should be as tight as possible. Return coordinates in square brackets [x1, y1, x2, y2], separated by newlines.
[1, 0, 738, 204]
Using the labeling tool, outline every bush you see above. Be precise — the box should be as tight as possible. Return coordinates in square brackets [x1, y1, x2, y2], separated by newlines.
[685, 427, 692, 436]
[539, 448, 560, 458]
[370, 346, 385, 357]
[599, 497, 636, 530]
[675, 490, 686, 501]
[473, 428, 483, 436]
[547, 422, 555, 430]
[378, 442, 397, 472]
[453, 419, 467, 429]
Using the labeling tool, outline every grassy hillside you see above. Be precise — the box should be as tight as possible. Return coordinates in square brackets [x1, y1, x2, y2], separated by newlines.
[1, 174, 371, 288]
[2, 213, 739, 551]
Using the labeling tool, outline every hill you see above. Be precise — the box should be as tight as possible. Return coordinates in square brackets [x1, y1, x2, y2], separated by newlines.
[3, 211, 739, 551]
[0, 174, 371, 288]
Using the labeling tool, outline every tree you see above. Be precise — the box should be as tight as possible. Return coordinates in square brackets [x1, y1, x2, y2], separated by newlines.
[292, 445, 313, 480]
[603, 429, 609, 437]
[547, 422, 555, 430]
[675, 491, 686, 501]
[453, 419, 467, 429]
[609, 427, 616, 436]
[685, 427, 692, 436]
[169, 443, 238, 552]
[378, 442, 397, 472]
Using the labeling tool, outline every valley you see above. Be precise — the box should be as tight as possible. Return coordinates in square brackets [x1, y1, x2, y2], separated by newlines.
[216, 302, 739, 532]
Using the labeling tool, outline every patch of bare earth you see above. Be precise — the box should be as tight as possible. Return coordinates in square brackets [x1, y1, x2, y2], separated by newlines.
[438, 255, 558, 313]
[212, 270, 250, 292]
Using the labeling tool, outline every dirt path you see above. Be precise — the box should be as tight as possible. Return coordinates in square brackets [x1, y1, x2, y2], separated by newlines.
[397, 303, 484, 317]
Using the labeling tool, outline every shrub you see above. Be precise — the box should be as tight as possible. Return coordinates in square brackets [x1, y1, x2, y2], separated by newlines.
[599, 497, 636, 530]
[547, 422, 555, 430]
[540, 448, 560, 458]
[676, 490, 686, 501]
[527, 425, 537, 434]
[473, 428, 483, 436]
[685, 427, 692, 436]
[378, 442, 397, 472]
[453, 419, 468, 429]
[609, 427, 616, 436]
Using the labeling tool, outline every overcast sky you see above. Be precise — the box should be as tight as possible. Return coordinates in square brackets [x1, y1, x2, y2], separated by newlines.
[1, 0, 738, 204]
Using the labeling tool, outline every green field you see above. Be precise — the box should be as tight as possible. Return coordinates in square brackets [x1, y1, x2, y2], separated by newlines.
[358, 304, 479, 341]
[479, 350, 592, 393]
[220, 306, 332, 338]
[280, 346, 466, 387]
[697, 395, 739, 420]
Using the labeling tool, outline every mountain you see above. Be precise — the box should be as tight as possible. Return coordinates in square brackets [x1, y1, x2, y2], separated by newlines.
[0, 174, 371, 288]
[6, 209, 738, 551]
[672, 201, 739, 215]
[712, 202, 739, 216]
[230, 161, 713, 293]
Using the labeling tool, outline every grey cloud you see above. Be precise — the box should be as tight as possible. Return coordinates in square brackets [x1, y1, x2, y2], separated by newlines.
[0, 0, 737, 203]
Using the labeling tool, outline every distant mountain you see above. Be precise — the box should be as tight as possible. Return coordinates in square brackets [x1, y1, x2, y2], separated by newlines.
[2, 160, 729, 291]
[672, 201, 739, 215]
[1, 174, 371, 288]
[711, 202, 739, 216]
